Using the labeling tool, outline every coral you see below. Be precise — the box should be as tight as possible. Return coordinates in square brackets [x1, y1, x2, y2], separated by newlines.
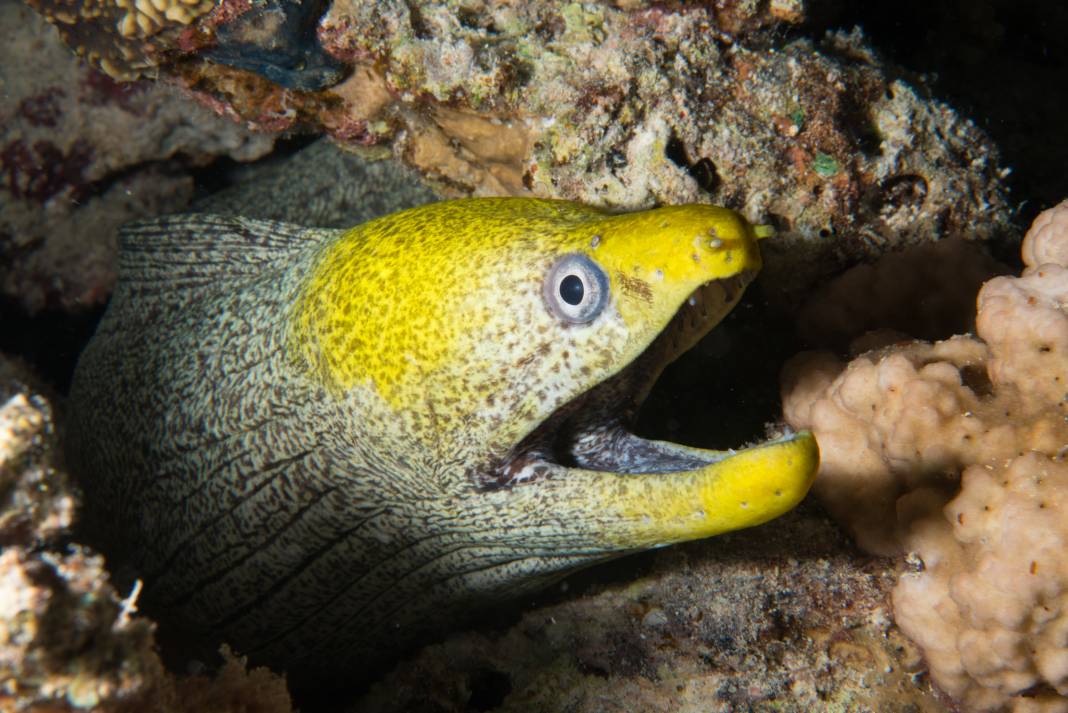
[1022, 201, 1068, 268]
[978, 230, 1068, 409]
[0, 544, 159, 708]
[784, 337, 996, 555]
[24, 0, 1014, 295]
[353, 504, 945, 713]
[795, 238, 1008, 351]
[25, 0, 215, 79]
[0, 357, 70, 548]
[781, 200, 1068, 710]
[0, 351, 296, 711]
[29, 0, 344, 87]
[0, 2, 273, 314]
[0, 352, 156, 708]
[893, 454, 1068, 712]
[201, 0, 345, 90]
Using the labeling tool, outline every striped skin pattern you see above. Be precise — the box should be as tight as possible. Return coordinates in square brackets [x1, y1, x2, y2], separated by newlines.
[67, 198, 818, 684]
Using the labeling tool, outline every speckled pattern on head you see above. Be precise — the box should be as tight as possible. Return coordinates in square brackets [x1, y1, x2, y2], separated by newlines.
[67, 197, 818, 685]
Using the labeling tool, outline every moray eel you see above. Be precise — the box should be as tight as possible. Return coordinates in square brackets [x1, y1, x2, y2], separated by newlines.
[67, 197, 818, 683]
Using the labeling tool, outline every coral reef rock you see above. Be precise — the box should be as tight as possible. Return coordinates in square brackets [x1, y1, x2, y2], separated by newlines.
[25, 0, 215, 79]
[782, 200, 1068, 711]
[26, 0, 1013, 295]
[1, 1, 273, 314]
[0, 352, 296, 711]
[0, 352, 154, 708]
[351, 504, 946, 713]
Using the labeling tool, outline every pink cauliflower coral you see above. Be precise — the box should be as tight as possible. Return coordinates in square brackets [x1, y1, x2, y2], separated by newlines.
[782, 200, 1068, 711]
[979, 200, 1068, 409]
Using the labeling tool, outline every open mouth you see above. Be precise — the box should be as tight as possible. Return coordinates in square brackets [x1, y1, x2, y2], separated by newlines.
[489, 270, 766, 487]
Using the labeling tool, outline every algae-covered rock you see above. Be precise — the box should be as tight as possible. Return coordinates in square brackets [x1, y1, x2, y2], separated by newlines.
[315, 3, 1013, 291]
[352, 504, 946, 713]
[22, 0, 1013, 297]
[0, 2, 273, 315]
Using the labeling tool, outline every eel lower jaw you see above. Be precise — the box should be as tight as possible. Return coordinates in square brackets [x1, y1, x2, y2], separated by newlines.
[489, 427, 819, 550]
[496, 415, 812, 482]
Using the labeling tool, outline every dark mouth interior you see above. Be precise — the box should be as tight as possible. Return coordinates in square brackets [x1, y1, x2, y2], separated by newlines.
[487, 272, 754, 488]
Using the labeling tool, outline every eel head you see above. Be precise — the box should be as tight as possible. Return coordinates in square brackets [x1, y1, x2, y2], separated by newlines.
[293, 197, 818, 564]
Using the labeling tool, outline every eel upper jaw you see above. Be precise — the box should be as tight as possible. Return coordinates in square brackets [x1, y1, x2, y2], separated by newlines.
[488, 269, 769, 488]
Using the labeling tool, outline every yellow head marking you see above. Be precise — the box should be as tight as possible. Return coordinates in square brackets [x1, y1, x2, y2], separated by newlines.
[585, 205, 762, 344]
[291, 199, 597, 397]
[289, 198, 764, 458]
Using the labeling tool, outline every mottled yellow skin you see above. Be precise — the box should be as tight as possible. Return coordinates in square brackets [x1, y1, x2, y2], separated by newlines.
[294, 198, 761, 395]
[291, 197, 815, 546]
[294, 199, 756, 430]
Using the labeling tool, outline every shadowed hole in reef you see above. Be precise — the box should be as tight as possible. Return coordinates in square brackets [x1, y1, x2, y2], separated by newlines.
[664, 132, 721, 194]
[467, 668, 512, 711]
[0, 297, 105, 394]
[188, 132, 319, 201]
[0, 133, 322, 396]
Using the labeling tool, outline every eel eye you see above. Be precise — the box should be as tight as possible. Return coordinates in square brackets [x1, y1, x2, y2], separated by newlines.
[544, 254, 609, 324]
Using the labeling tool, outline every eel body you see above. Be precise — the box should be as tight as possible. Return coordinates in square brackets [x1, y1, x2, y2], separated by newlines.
[67, 197, 818, 683]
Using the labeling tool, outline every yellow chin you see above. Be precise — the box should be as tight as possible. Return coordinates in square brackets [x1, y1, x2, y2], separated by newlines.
[484, 431, 819, 552]
[600, 431, 820, 548]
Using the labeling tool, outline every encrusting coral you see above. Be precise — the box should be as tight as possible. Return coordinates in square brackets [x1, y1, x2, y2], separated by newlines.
[25, 0, 215, 79]
[0, 353, 295, 712]
[21, 0, 1014, 296]
[782, 200, 1068, 711]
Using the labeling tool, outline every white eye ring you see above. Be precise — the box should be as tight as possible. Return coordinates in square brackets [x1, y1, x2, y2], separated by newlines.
[543, 254, 609, 324]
